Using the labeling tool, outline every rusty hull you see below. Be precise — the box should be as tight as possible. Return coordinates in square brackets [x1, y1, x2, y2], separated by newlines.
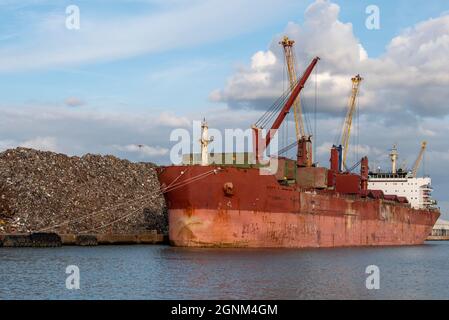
[158, 165, 440, 248]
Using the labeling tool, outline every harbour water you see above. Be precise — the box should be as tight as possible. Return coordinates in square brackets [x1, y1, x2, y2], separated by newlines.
[1, 242, 448, 300]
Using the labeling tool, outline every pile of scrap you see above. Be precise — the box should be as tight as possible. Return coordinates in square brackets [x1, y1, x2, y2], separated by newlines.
[0, 148, 167, 235]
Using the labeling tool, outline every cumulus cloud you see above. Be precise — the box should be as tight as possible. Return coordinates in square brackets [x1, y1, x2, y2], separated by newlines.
[209, 49, 282, 109]
[212, 0, 449, 118]
[251, 50, 277, 69]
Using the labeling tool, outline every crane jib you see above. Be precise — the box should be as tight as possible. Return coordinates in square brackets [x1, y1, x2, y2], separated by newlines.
[262, 56, 320, 151]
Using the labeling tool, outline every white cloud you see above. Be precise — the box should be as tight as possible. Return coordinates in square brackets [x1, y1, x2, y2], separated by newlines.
[212, 0, 449, 118]
[358, 44, 368, 61]
[251, 50, 277, 70]
[0, 139, 16, 151]
[209, 49, 283, 107]
[0, 105, 191, 130]
[316, 142, 333, 157]
[20, 136, 58, 152]
[418, 125, 437, 137]
[316, 141, 382, 158]
[113, 144, 169, 157]
[0, 136, 58, 152]
[156, 112, 190, 128]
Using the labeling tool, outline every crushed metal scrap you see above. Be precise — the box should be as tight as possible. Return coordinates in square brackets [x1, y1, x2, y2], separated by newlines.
[0, 148, 167, 234]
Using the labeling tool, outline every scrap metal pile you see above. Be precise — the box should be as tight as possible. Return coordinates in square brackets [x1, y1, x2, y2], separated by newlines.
[0, 148, 167, 234]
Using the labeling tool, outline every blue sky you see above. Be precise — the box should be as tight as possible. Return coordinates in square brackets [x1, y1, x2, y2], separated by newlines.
[1, 0, 449, 215]
[0, 0, 447, 113]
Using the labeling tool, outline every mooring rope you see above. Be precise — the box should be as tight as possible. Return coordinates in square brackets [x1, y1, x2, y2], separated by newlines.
[36, 167, 220, 233]
[80, 168, 221, 234]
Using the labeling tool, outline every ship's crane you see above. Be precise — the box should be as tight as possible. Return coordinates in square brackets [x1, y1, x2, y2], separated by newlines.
[279, 36, 314, 167]
[340, 74, 363, 169]
[279, 36, 306, 141]
[252, 57, 320, 163]
[411, 141, 427, 178]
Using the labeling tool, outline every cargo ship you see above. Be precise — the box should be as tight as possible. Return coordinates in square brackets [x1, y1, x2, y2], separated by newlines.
[157, 55, 440, 248]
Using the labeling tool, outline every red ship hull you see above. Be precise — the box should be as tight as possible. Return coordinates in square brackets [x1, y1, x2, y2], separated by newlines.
[158, 165, 439, 248]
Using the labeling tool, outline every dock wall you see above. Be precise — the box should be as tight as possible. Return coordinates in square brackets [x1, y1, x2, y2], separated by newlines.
[0, 231, 167, 247]
[427, 235, 449, 241]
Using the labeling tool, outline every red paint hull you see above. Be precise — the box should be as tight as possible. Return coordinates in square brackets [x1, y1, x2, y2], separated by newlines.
[158, 165, 440, 248]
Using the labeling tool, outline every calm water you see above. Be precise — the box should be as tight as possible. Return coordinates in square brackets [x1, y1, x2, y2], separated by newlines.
[1, 242, 448, 300]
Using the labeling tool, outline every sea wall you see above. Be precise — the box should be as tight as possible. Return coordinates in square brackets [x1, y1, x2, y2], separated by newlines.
[0, 233, 62, 247]
[0, 232, 167, 247]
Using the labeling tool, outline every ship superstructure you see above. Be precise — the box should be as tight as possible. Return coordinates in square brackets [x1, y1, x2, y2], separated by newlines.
[368, 143, 436, 209]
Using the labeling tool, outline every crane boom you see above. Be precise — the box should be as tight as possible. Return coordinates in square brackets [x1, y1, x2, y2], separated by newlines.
[412, 141, 427, 178]
[257, 57, 320, 155]
[341, 74, 363, 168]
[280, 36, 305, 141]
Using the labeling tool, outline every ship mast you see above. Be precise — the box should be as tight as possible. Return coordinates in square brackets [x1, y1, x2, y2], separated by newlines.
[389, 144, 398, 174]
[200, 119, 213, 166]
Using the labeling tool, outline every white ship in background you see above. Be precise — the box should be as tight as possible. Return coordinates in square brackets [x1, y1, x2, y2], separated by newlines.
[368, 142, 437, 209]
